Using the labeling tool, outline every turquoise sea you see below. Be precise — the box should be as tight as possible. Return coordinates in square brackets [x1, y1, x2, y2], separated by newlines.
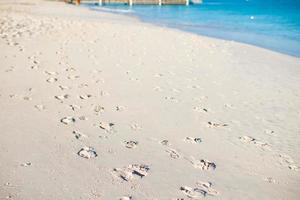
[86, 0, 300, 57]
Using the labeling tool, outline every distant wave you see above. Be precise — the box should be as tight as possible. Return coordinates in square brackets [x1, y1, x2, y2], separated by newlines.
[90, 7, 133, 14]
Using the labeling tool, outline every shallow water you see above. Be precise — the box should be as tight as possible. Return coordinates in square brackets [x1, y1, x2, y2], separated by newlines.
[86, 0, 300, 57]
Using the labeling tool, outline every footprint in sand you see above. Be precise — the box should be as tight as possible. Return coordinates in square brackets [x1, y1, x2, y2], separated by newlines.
[60, 117, 76, 125]
[34, 104, 45, 111]
[239, 136, 256, 143]
[100, 90, 110, 97]
[264, 177, 277, 184]
[195, 181, 219, 196]
[95, 78, 105, 84]
[9, 94, 18, 98]
[130, 123, 142, 131]
[78, 116, 88, 121]
[119, 196, 133, 200]
[239, 136, 271, 150]
[160, 140, 170, 146]
[264, 129, 275, 136]
[153, 86, 163, 92]
[224, 104, 235, 109]
[55, 94, 69, 102]
[154, 73, 164, 78]
[93, 105, 104, 114]
[187, 85, 201, 89]
[99, 121, 115, 132]
[30, 60, 39, 69]
[79, 94, 92, 100]
[165, 96, 178, 103]
[180, 181, 219, 199]
[278, 154, 300, 171]
[129, 77, 139, 82]
[116, 106, 125, 111]
[288, 165, 300, 171]
[112, 164, 150, 181]
[58, 85, 71, 90]
[193, 96, 208, 103]
[70, 104, 81, 111]
[189, 158, 216, 170]
[68, 75, 80, 80]
[99, 135, 109, 140]
[20, 162, 32, 167]
[78, 83, 89, 88]
[44, 71, 58, 76]
[46, 77, 58, 83]
[124, 141, 138, 149]
[23, 96, 32, 101]
[184, 137, 202, 144]
[78, 147, 97, 159]
[4, 182, 12, 187]
[193, 107, 208, 113]
[166, 149, 180, 159]
[207, 122, 228, 128]
[73, 130, 87, 139]
[91, 69, 102, 74]
[4, 66, 14, 72]
[64, 67, 76, 72]
[171, 88, 181, 93]
[30, 65, 39, 69]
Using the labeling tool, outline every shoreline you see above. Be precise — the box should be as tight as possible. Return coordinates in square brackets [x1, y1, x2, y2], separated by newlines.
[66, 2, 300, 63]
[85, 3, 300, 58]
[1, 0, 300, 199]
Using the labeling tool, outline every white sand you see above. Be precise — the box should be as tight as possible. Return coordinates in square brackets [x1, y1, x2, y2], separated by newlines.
[1, 0, 300, 199]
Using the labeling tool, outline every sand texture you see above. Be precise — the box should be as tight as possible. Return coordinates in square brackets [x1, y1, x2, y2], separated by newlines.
[1, 0, 300, 199]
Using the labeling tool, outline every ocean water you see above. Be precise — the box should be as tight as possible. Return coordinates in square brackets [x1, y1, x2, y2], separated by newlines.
[86, 0, 300, 57]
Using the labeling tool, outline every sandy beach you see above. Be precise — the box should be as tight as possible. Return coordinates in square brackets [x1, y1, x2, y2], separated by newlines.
[0, 0, 300, 199]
